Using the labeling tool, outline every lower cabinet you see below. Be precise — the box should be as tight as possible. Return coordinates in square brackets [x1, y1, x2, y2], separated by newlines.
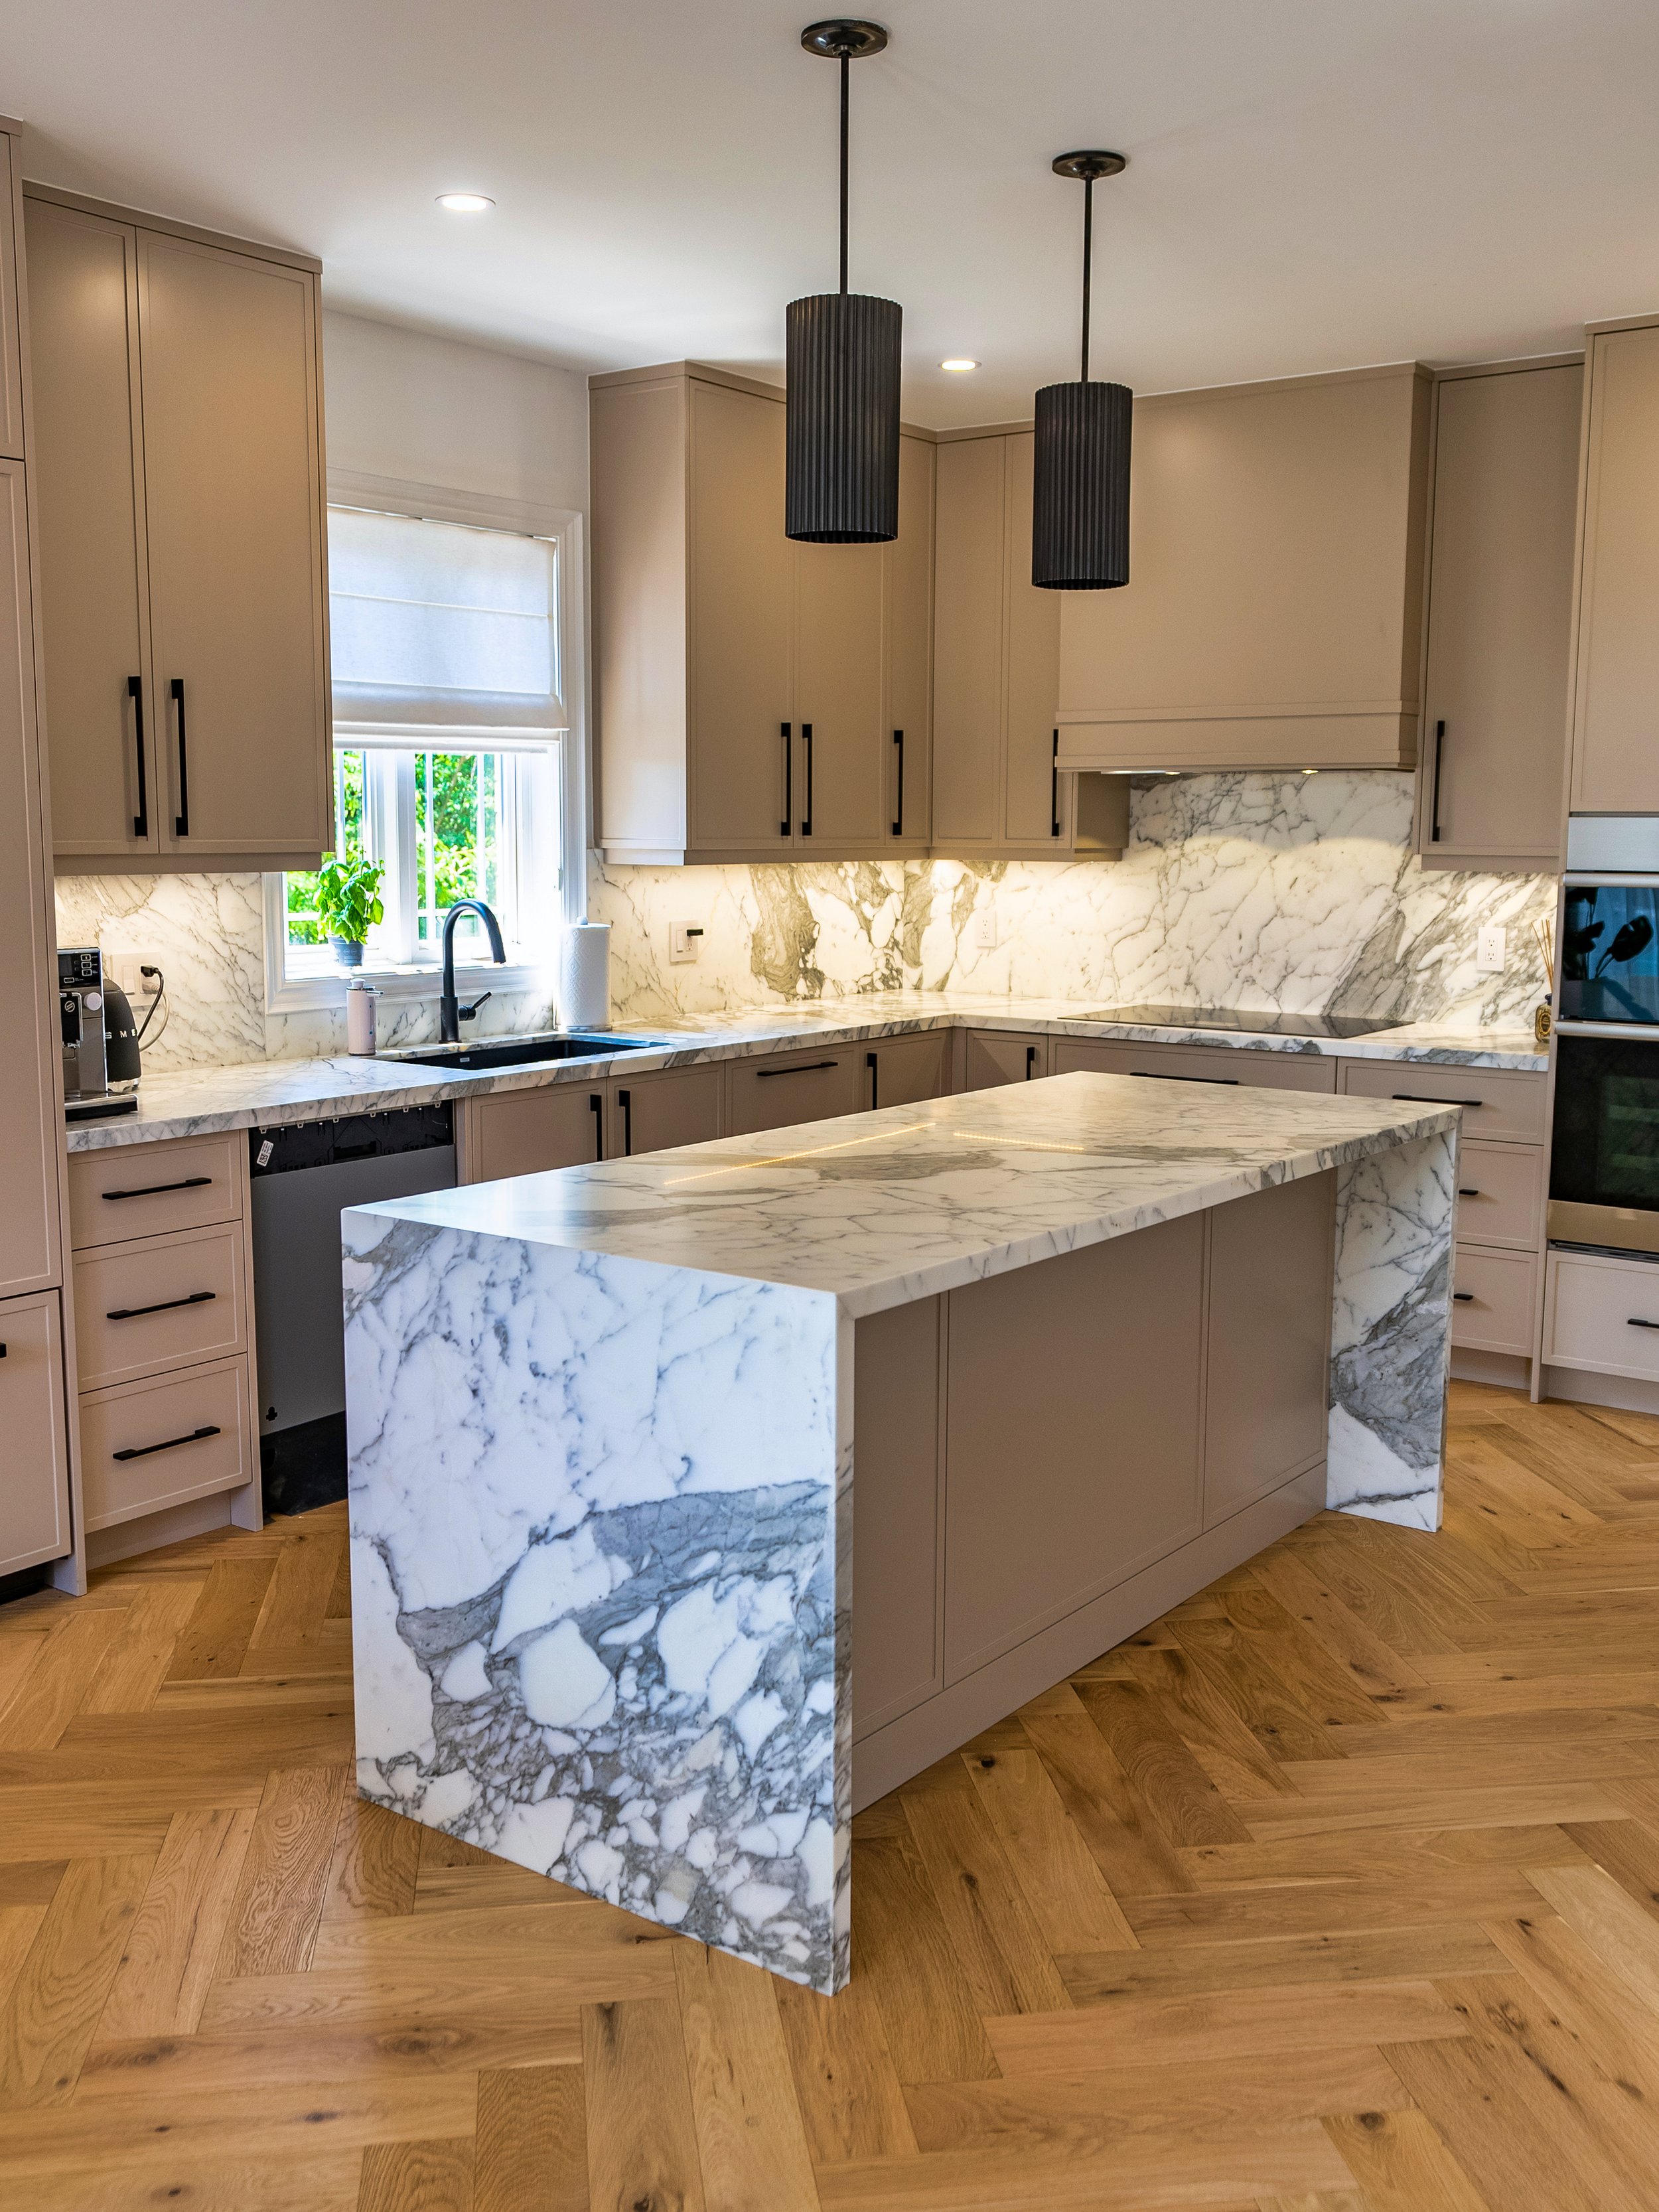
[1453, 1246, 1538, 1357]
[725, 1045, 862, 1136]
[609, 1065, 723, 1158]
[79, 1357, 253, 1534]
[0, 1290, 71, 1575]
[1545, 1248, 1659, 1382]
[1052, 1037, 1338, 1092]
[960, 1029, 1050, 1090]
[463, 1065, 725, 1183]
[863, 1031, 949, 1112]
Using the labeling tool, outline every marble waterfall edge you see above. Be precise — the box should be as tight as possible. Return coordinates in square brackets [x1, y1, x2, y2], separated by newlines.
[1327, 1129, 1457, 1531]
[342, 1211, 851, 1990]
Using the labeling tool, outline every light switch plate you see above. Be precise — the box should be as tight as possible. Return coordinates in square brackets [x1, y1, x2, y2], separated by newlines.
[973, 910, 997, 951]
[670, 922, 703, 965]
[1476, 924, 1506, 973]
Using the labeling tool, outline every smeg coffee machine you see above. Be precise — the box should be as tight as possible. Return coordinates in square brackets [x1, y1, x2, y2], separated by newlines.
[60, 947, 139, 1121]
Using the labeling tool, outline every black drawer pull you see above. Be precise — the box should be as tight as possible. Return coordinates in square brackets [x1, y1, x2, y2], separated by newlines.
[780, 721, 792, 838]
[590, 1092, 603, 1160]
[867, 1051, 879, 1110]
[102, 1175, 212, 1202]
[1129, 1070, 1240, 1086]
[113, 1424, 220, 1463]
[171, 677, 190, 837]
[129, 675, 148, 840]
[1392, 1093, 1483, 1109]
[618, 1088, 632, 1156]
[1628, 1317, 1659, 1331]
[1025, 1045, 1037, 1078]
[1457, 1187, 1481, 1197]
[1050, 731, 1060, 838]
[801, 723, 814, 838]
[107, 1290, 216, 1323]
[892, 729, 904, 837]
[757, 1060, 839, 1079]
[1453, 1291, 1476, 1303]
[1429, 717, 1445, 844]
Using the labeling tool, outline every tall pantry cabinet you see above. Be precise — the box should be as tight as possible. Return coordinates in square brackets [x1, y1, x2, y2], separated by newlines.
[23, 184, 331, 869]
[0, 119, 77, 1586]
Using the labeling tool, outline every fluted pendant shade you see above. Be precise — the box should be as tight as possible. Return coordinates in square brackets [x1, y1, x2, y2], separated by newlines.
[786, 291, 902, 543]
[1032, 377, 1131, 589]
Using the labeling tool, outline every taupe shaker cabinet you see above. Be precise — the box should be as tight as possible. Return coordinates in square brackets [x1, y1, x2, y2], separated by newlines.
[1055, 363, 1431, 773]
[24, 184, 330, 869]
[1568, 315, 1659, 813]
[590, 360, 934, 864]
[1414, 358, 1581, 871]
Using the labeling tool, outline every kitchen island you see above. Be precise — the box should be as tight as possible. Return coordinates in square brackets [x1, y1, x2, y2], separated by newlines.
[343, 1073, 1458, 1992]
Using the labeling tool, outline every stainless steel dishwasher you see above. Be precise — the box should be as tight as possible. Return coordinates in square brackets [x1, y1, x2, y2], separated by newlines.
[249, 1102, 456, 1514]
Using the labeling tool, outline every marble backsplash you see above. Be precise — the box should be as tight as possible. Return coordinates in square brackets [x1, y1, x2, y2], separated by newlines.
[56, 771, 1557, 1072]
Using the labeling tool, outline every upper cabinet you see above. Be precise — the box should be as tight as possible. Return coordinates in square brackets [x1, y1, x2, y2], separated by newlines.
[591, 360, 933, 863]
[932, 425, 1127, 860]
[1055, 364, 1431, 774]
[1569, 316, 1659, 814]
[1415, 358, 1582, 872]
[0, 128, 25, 461]
[24, 186, 330, 871]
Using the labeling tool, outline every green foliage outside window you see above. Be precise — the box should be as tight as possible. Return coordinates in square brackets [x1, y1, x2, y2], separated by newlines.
[288, 751, 366, 945]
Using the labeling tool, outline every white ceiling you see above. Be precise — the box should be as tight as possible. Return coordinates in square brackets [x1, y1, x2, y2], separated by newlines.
[8, 0, 1659, 424]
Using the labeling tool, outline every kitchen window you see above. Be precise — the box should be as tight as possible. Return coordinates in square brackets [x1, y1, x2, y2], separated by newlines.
[266, 484, 585, 1011]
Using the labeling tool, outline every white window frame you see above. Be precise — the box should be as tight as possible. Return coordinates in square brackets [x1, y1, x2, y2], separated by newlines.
[265, 471, 589, 1016]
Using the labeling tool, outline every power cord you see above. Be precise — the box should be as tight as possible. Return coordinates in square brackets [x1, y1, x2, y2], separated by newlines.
[134, 965, 169, 1053]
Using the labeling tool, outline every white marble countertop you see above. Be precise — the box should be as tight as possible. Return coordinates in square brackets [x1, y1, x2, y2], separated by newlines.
[66, 992, 1546, 1152]
[349, 1073, 1461, 1323]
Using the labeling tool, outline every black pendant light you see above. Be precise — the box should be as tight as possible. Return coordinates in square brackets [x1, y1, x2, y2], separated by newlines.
[1033, 150, 1132, 589]
[786, 20, 902, 544]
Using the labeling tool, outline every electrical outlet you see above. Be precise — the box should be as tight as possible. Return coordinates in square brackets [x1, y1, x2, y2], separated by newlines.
[105, 952, 158, 997]
[1476, 924, 1507, 974]
[670, 922, 704, 965]
[973, 909, 997, 951]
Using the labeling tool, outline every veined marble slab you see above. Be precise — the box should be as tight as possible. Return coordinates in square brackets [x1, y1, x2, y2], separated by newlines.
[344, 1076, 1457, 1990]
[66, 993, 1542, 1152]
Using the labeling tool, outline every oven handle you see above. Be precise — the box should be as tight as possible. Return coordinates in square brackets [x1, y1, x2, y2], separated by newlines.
[1553, 1019, 1659, 1040]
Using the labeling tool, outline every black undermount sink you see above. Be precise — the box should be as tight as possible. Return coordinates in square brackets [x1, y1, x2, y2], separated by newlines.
[386, 1033, 664, 1072]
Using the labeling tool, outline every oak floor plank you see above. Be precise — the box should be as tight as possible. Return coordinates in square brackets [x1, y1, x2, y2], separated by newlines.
[216, 1763, 350, 1979]
[1072, 1677, 1254, 1846]
[248, 1522, 345, 1655]
[472, 2063, 587, 2212]
[0, 1852, 154, 2108]
[673, 1943, 817, 2212]
[1526, 1859, 1659, 2016]
[320, 1793, 421, 1928]
[851, 1835, 1000, 2084]
[1056, 1923, 1510, 2006]
[1017, 1685, 1196, 1894]
[773, 1967, 917, 2165]
[80, 1581, 204, 1715]
[0, 1610, 127, 1750]
[358, 2135, 475, 2212]
[581, 1995, 705, 2212]
[1171, 1611, 1352, 1764]
[964, 1743, 1139, 1953]
[1481, 1909, 1659, 2101]
[94, 1806, 257, 2040]
[1121, 1869, 1552, 1945]
[1113, 1641, 1299, 1801]
[1321, 2108, 1492, 2212]
[901, 1783, 1073, 2017]
[1558, 1814, 1659, 1926]
[165, 1557, 279, 1682]
[1248, 1549, 1430, 1705]
[29, 2151, 363, 2212]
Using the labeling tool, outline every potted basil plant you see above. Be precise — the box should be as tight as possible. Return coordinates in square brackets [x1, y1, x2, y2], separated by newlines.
[315, 855, 386, 969]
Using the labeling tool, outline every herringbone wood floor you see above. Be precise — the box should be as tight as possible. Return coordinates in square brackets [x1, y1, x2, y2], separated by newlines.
[5, 1383, 1659, 2208]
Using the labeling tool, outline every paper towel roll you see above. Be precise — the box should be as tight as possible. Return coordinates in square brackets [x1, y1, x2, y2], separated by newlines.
[558, 922, 611, 1029]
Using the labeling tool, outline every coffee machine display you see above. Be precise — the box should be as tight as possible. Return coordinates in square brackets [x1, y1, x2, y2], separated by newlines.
[60, 947, 140, 1121]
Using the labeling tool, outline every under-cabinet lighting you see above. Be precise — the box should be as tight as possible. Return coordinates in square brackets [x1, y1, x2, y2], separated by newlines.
[437, 192, 494, 213]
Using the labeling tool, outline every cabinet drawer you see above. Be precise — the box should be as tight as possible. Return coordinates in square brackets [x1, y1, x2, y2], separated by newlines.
[68, 1134, 241, 1248]
[465, 1084, 607, 1183]
[1340, 1059, 1546, 1143]
[74, 1222, 248, 1391]
[79, 1357, 252, 1532]
[0, 1290, 70, 1574]
[725, 1047, 861, 1136]
[1453, 1245, 1537, 1355]
[1546, 1249, 1659, 1379]
[1051, 1037, 1337, 1092]
[1453, 1142, 1544, 1252]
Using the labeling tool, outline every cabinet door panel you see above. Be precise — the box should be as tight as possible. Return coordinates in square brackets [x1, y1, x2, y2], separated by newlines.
[931, 437, 1005, 846]
[885, 434, 934, 846]
[865, 1031, 948, 1111]
[139, 232, 328, 857]
[610, 1065, 723, 1157]
[944, 1215, 1204, 1681]
[0, 137, 23, 461]
[852, 1296, 943, 1737]
[467, 1085, 607, 1183]
[795, 538, 885, 847]
[689, 380, 794, 853]
[1003, 431, 1067, 847]
[1052, 1037, 1337, 1093]
[1573, 323, 1659, 812]
[0, 1291, 70, 1574]
[1423, 364, 1579, 863]
[0, 463, 62, 1300]
[25, 200, 157, 857]
[961, 1030, 1049, 1089]
[725, 1047, 861, 1136]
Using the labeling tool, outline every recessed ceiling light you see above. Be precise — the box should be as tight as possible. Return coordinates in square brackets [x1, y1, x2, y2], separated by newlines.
[437, 192, 494, 214]
[940, 358, 979, 372]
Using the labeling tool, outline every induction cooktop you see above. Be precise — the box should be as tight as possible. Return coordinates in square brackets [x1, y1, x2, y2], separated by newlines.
[1077, 1004, 1400, 1041]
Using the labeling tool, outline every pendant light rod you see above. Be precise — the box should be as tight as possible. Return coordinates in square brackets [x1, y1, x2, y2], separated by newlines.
[1052, 149, 1125, 382]
[840, 49, 849, 293]
[1080, 174, 1093, 382]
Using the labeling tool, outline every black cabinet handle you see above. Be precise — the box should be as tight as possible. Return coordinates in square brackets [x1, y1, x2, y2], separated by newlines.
[867, 1051, 879, 1109]
[113, 1424, 220, 1463]
[892, 730, 904, 837]
[1457, 1187, 1481, 1198]
[1452, 1291, 1475, 1303]
[102, 1175, 212, 1202]
[129, 676, 148, 840]
[618, 1088, 632, 1156]
[1628, 1317, 1659, 1330]
[590, 1092, 603, 1159]
[107, 1290, 216, 1323]
[780, 721, 792, 838]
[801, 723, 814, 837]
[171, 678, 190, 837]
[1129, 1070, 1240, 1086]
[1429, 717, 1445, 844]
[757, 1059, 839, 1079]
[1050, 731, 1060, 838]
[1025, 1045, 1037, 1079]
[1393, 1093, 1483, 1109]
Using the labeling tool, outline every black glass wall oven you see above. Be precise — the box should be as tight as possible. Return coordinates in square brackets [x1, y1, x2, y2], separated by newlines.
[1551, 1031, 1659, 1256]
